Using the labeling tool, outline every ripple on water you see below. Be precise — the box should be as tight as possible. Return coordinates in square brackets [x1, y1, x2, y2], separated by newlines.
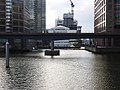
[0, 50, 120, 90]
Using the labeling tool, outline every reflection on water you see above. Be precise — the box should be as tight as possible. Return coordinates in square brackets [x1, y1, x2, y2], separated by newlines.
[0, 50, 120, 90]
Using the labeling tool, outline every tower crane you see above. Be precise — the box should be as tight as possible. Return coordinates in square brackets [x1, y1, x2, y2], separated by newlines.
[69, 0, 75, 16]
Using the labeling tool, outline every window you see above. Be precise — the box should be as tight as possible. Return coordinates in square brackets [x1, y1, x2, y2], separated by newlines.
[6, 15, 10, 19]
[0, 19, 5, 25]
[19, 21, 23, 26]
[19, 8, 23, 13]
[6, 13, 11, 15]
[13, 14, 18, 19]
[115, 0, 120, 3]
[0, 26, 5, 32]
[0, 5, 5, 11]
[13, 20, 18, 26]
[19, 14, 23, 19]
[0, 12, 5, 18]
[19, 27, 23, 32]
[0, 0, 5, 4]
[6, 9, 11, 12]
[13, 7, 18, 12]
[13, 27, 18, 32]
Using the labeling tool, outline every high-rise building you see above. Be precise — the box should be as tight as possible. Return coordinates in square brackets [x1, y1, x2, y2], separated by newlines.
[0, 0, 30, 33]
[34, 0, 46, 33]
[13, 0, 30, 33]
[94, 0, 120, 47]
[0, 0, 30, 50]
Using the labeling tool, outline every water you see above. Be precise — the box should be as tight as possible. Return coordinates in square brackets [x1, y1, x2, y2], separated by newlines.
[0, 50, 120, 90]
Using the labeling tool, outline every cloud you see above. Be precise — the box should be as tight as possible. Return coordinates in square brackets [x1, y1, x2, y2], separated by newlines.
[46, 0, 94, 32]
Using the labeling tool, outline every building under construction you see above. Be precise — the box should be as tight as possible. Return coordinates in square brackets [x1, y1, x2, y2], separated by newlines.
[55, 0, 81, 31]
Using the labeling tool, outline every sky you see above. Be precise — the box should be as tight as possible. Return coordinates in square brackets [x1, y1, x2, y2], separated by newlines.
[46, 0, 94, 33]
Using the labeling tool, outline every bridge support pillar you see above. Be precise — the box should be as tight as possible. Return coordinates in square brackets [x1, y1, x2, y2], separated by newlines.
[51, 40, 54, 51]
[5, 42, 10, 68]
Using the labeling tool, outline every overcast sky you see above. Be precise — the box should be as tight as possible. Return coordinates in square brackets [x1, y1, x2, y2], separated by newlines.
[46, 0, 94, 33]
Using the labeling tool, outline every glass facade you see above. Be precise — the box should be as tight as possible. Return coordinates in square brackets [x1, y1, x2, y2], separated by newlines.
[0, 0, 30, 33]
[28, 0, 35, 32]
[94, 0, 106, 33]
[34, 0, 46, 33]
[114, 1, 120, 26]
[0, 0, 30, 50]
[114, 0, 120, 3]
[94, 0, 120, 47]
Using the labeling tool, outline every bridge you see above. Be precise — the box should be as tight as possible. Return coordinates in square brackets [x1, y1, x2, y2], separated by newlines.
[1, 32, 120, 68]
[0, 33, 120, 40]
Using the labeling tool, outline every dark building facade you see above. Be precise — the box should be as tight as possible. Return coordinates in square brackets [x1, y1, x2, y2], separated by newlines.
[94, 0, 120, 47]
[0, 0, 30, 33]
[0, 0, 30, 50]
[0, 0, 6, 32]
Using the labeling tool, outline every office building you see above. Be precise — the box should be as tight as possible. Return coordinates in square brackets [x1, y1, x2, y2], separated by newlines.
[94, 0, 120, 47]
[0, 0, 30, 33]
[0, 0, 30, 50]
[24, 0, 46, 33]
[13, 0, 30, 33]
[34, 0, 46, 33]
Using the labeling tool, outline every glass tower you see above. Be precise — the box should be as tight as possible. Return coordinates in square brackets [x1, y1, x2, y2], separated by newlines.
[34, 0, 46, 33]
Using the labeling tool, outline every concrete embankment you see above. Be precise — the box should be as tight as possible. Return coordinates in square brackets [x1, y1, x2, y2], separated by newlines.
[85, 46, 120, 54]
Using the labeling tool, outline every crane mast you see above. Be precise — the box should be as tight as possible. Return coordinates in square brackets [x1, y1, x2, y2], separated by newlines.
[69, 0, 75, 17]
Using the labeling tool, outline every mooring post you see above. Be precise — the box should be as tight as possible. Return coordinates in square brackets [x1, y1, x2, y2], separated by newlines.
[5, 42, 9, 68]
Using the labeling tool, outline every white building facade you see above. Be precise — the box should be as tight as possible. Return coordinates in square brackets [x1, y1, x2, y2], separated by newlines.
[47, 26, 77, 47]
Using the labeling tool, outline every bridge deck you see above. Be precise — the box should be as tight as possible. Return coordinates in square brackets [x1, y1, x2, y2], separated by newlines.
[0, 33, 120, 40]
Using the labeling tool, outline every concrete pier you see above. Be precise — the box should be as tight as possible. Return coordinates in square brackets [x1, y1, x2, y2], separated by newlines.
[85, 46, 120, 53]
[5, 42, 9, 68]
[45, 40, 60, 56]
